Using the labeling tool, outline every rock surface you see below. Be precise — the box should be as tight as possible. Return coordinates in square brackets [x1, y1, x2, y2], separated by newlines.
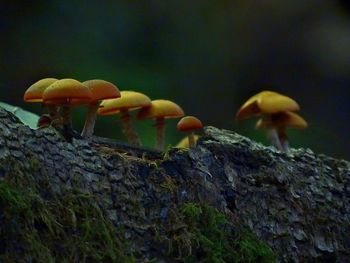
[0, 107, 349, 262]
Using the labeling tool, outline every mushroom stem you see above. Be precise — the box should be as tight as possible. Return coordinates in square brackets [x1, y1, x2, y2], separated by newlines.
[46, 104, 59, 119]
[278, 128, 289, 151]
[61, 104, 73, 131]
[81, 102, 100, 139]
[44, 104, 62, 129]
[188, 132, 196, 148]
[120, 109, 142, 146]
[155, 117, 165, 151]
[267, 128, 283, 151]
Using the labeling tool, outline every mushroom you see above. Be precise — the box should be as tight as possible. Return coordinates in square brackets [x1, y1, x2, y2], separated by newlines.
[256, 111, 308, 151]
[37, 114, 52, 129]
[137, 99, 184, 150]
[236, 91, 300, 121]
[24, 78, 60, 124]
[81, 79, 121, 138]
[42, 78, 92, 138]
[97, 91, 151, 146]
[176, 116, 203, 148]
[176, 135, 200, 148]
[236, 90, 300, 150]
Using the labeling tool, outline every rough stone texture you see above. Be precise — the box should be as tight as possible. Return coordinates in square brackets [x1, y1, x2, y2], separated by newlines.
[0, 107, 349, 262]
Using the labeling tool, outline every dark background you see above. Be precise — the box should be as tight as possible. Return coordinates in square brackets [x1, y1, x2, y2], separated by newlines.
[1, 0, 349, 159]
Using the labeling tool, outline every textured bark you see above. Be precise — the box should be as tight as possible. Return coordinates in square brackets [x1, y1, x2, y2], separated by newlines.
[0, 107, 349, 262]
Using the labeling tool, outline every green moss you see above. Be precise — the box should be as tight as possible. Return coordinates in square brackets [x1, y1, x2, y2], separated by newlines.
[0, 156, 274, 263]
[167, 203, 275, 263]
[162, 145, 173, 161]
[0, 157, 135, 263]
[162, 146, 188, 162]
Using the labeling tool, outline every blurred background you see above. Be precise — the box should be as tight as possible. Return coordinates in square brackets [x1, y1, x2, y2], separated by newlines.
[1, 0, 349, 159]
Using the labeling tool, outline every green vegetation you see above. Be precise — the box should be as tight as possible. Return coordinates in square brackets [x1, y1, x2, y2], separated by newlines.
[0, 157, 134, 263]
[0, 156, 275, 263]
[167, 203, 275, 263]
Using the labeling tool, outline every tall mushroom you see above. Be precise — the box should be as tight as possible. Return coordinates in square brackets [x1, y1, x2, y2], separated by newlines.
[137, 99, 184, 151]
[24, 78, 60, 124]
[176, 116, 203, 148]
[236, 90, 300, 151]
[97, 91, 151, 146]
[42, 78, 92, 138]
[81, 79, 121, 139]
[256, 111, 308, 151]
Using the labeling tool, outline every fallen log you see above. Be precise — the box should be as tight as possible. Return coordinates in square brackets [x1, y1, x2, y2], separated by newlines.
[0, 107, 349, 262]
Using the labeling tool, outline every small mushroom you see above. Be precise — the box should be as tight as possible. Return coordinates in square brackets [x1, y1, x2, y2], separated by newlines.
[24, 78, 60, 124]
[37, 114, 52, 129]
[236, 90, 300, 150]
[98, 91, 151, 146]
[256, 111, 308, 151]
[137, 99, 184, 150]
[81, 79, 121, 138]
[176, 116, 203, 148]
[42, 78, 92, 138]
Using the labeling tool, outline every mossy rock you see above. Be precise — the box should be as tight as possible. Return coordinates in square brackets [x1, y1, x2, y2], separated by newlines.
[0, 162, 135, 263]
[164, 203, 275, 263]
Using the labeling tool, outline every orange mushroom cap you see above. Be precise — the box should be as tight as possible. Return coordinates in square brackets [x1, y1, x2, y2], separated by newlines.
[42, 78, 92, 105]
[177, 116, 203, 132]
[24, 78, 58, 102]
[236, 91, 300, 121]
[98, 91, 151, 116]
[82, 79, 121, 102]
[137, 99, 184, 120]
[255, 111, 308, 130]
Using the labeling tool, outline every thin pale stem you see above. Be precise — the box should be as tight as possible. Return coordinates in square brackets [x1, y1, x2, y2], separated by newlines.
[278, 128, 289, 152]
[267, 128, 283, 151]
[81, 102, 100, 138]
[155, 117, 165, 151]
[188, 132, 196, 148]
[120, 109, 142, 146]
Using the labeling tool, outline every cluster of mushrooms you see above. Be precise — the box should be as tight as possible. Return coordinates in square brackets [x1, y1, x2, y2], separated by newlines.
[24, 78, 307, 152]
[23, 78, 203, 150]
[236, 90, 307, 151]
